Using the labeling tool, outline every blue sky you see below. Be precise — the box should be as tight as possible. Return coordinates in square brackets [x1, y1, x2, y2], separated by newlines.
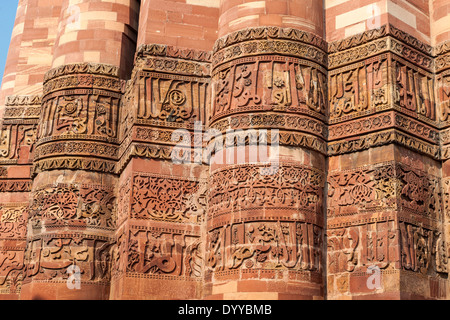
[0, 0, 19, 81]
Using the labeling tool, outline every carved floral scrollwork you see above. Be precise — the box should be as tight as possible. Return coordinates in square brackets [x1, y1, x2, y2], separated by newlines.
[131, 175, 207, 223]
[329, 57, 388, 120]
[393, 58, 435, 121]
[30, 184, 116, 229]
[328, 165, 397, 216]
[209, 164, 324, 217]
[328, 162, 442, 219]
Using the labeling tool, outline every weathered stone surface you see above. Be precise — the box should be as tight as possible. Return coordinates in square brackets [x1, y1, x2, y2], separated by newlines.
[0, 0, 449, 300]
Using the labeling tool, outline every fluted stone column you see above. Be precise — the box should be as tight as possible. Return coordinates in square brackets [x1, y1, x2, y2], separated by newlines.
[205, 0, 327, 300]
[20, 0, 139, 300]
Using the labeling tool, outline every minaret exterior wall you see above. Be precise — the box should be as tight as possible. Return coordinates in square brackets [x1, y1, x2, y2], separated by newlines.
[0, 0, 449, 300]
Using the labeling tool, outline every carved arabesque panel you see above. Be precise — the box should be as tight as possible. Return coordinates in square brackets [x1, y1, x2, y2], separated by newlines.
[327, 220, 447, 276]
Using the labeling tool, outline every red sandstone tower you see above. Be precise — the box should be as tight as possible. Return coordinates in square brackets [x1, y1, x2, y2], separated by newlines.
[0, 0, 449, 300]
